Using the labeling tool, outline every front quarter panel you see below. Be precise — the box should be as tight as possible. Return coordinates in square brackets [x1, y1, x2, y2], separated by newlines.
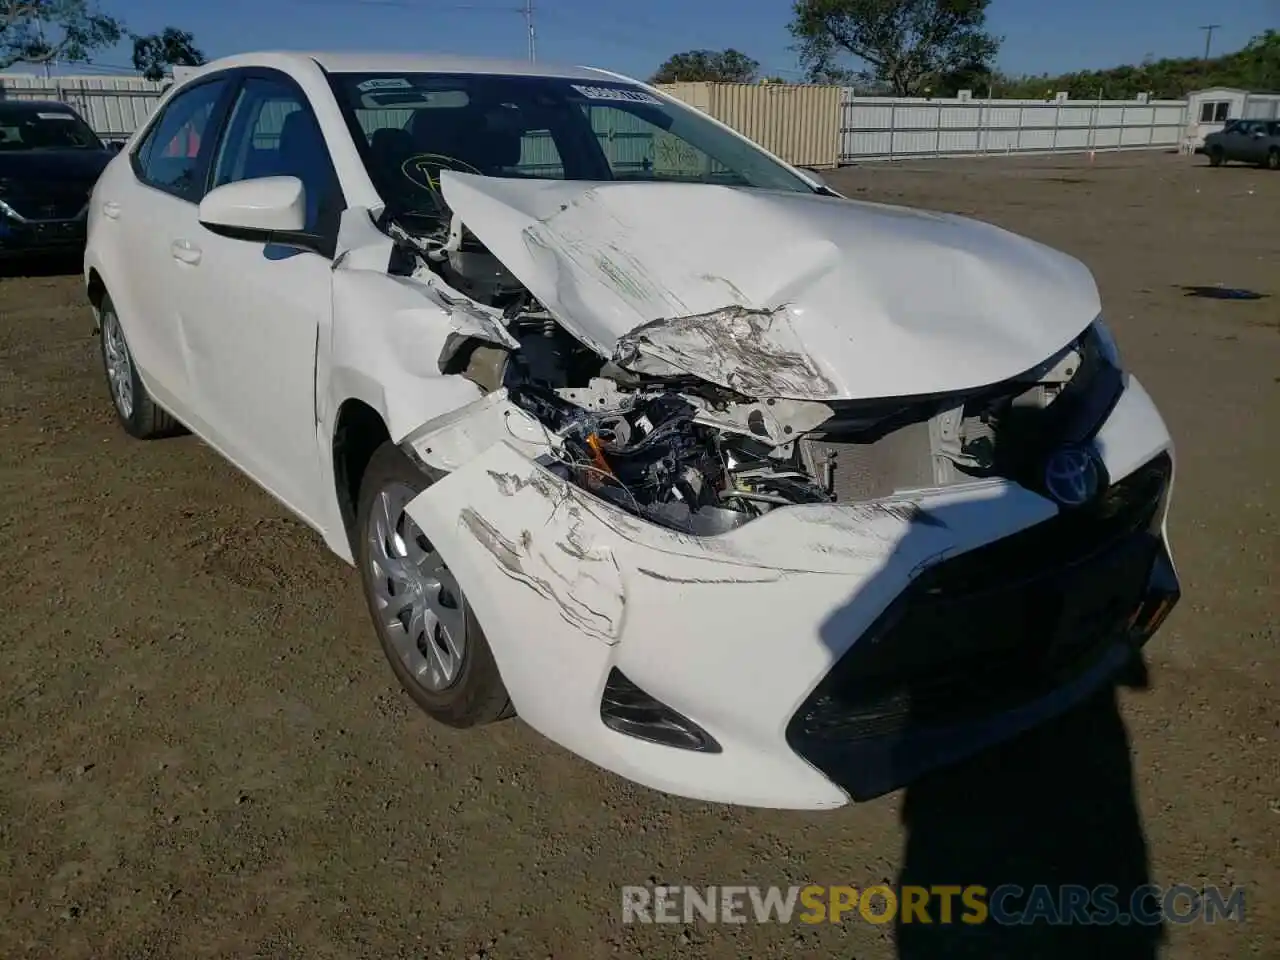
[327, 267, 485, 447]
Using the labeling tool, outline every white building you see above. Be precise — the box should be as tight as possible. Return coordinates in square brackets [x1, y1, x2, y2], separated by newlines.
[1184, 88, 1280, 147]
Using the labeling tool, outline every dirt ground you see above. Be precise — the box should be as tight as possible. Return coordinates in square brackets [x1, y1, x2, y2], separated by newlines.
[0, 151, 1276, 959]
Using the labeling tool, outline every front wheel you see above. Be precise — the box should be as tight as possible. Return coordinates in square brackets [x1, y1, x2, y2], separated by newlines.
[1207, 146, 1225, 167]
[355, 442, 512, 727]
[1267, 148, 1280, 171]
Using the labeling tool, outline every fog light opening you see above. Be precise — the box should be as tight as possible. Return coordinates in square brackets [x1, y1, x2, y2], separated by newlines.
[600, 668, 722, 754]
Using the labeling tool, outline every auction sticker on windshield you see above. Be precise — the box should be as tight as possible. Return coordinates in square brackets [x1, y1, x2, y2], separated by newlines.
[357, 77, 414, 92]
[570, 84, 660, 104]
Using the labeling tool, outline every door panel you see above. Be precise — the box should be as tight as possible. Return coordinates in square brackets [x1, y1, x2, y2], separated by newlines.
[175, 75, 343, 523]
[109, 78, 231, 418]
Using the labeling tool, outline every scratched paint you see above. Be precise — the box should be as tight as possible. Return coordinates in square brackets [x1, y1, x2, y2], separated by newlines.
[458, 505, 625, 642]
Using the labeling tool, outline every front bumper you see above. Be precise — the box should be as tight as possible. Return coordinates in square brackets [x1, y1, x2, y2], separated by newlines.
[402, 373, 1178, 809]
[0, 215, 87, 257]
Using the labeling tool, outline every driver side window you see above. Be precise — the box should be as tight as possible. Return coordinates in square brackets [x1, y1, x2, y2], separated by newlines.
[210, 77, 343, 239]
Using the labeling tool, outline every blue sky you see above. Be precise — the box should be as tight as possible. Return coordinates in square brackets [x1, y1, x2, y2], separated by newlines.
[48, 0, 1280, 80]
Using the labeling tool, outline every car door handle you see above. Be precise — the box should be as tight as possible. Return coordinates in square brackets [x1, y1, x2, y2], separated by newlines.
[171, 240, 202, 265]
[101, 200, 121, 219]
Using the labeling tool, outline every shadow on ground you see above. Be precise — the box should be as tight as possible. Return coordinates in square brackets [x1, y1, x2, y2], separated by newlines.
[895, 666, 1161, 959]
[0, 252, 83, 279]
[804, 485, 1165, 958]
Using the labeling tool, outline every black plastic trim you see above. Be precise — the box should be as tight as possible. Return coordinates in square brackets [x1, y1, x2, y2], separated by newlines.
[786, 453, 1177, 801]
[600, 669, 722, 754]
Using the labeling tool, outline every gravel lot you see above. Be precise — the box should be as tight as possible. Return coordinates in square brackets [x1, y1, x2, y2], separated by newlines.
[1, 151, 1276, 959]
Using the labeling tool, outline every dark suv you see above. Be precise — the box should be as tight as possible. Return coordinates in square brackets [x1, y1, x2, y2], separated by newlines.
[0, 100, 116, 258]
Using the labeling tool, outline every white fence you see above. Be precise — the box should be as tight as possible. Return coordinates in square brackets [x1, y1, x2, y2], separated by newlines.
[841, 93, 1189, 162]
[0, 74, 165, 140]
[0, 72, 1201, 164]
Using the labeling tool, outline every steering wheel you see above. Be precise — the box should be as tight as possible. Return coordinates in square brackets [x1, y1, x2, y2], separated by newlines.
[399, 153, 483, 195]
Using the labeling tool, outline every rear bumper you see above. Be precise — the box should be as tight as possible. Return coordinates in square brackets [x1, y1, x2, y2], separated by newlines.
[402, 374, 1178, 809]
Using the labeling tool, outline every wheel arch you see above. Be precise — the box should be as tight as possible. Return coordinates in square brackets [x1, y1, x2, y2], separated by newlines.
[86, 267, 107, 326]
[332, 396, 391, 549]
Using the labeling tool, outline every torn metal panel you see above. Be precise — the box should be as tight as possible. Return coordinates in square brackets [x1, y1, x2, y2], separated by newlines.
[410, 265, 520, 355]
[440, 170, 1103, 401]
[399, 388, 555, 473]
[615, 305, 838, 401]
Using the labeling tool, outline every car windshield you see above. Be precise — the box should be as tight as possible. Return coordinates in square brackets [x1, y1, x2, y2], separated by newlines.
[328, 72, 816, 225]
[0, 106, 101, 151]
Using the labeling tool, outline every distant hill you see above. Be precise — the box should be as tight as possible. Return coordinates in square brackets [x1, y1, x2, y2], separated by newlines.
[995, 29, 1279, 100]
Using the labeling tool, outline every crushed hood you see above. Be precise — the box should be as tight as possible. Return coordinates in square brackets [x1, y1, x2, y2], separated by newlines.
[439, 171, 1101, 401]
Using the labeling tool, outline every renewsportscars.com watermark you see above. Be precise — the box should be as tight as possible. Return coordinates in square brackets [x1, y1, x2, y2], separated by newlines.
[622, 884, 1246, 926]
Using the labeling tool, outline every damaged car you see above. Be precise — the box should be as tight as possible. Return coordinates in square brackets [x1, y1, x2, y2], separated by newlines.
[84, 52, 1180, 809]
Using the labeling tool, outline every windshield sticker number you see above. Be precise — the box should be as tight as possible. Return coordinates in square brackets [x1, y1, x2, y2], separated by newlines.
[570, 85, 660, 104]
[357, 77, 414, 92]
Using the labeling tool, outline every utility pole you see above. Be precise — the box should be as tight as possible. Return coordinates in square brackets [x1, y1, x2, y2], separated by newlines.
[523, 0, 536, 62]
[1199, 24, 1220, 61]
[35, 18, 52, 80]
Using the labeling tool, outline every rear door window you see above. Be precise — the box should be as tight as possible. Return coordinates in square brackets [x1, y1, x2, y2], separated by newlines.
[134, 79, 228, 202]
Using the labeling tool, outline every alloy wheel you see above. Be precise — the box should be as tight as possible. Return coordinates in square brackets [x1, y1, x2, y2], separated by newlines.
[101, 309, 134, 420]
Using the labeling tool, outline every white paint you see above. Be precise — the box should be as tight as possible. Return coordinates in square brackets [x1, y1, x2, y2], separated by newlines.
[403, 441, 1069, 808]
[441, 171, 1102, 400]
[399, 389, 556, 473]
[197, 176, 306, 233]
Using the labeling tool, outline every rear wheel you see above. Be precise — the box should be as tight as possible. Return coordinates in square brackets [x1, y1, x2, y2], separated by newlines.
[355, 442, 512, 727]
[99, 295, 181, 439]
[1207, 146, 1225, 167]
[1267, 148, 1279, 171]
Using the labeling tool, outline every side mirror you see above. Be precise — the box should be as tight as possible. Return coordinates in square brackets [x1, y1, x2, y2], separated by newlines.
[198, 176, 306, 235]
[104, 140, 123, 154]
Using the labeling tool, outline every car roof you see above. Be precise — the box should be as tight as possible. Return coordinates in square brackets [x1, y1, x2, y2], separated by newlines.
[197, 50, 631, 84]
[0, 100, 83, 113]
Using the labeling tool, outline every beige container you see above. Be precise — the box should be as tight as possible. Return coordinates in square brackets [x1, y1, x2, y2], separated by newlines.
[656, 82, 841, 169]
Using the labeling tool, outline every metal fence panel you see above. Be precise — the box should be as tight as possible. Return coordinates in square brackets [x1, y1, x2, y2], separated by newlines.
[0, 73, 1212, 168]
[0, 74, 166, 140]
[841, 92, 1189, 161]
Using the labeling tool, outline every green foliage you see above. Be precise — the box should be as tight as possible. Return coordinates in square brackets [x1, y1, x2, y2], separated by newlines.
[996, 30, 1280, 100]
[651, 49, 760, 84]
[789, 0, 1000, 95]
[0, 0, 122, 69]
[131, 26, 204, 81]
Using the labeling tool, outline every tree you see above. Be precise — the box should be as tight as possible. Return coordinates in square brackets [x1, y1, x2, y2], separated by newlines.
[131, 26, 204, 81]
[789, 0, 1000, 95]
[651, 49, 760, 84]
[0, 0, 122, 69]
[995, 30, 1280, 100]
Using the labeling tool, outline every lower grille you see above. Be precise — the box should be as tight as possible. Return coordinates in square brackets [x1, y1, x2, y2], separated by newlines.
[6, 182, 90, 220]
[787, 453, 1171, 748]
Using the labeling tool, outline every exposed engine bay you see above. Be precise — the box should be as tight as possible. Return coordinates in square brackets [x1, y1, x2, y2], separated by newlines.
[389, 213, 1100, 537]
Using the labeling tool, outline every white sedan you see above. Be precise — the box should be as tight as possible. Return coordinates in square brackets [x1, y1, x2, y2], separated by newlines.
[84, 51, 1181, 809]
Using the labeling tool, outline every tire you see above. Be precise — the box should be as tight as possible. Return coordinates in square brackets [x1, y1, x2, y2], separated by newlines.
[355, 441, 513, 727]
[1268, 148, 1280, 171]
[1208, 146, 1224, 167]
[98, 295, 182, 439]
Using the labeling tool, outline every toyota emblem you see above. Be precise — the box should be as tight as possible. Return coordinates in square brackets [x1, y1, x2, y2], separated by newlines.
[1043, 446, 1101, 507]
